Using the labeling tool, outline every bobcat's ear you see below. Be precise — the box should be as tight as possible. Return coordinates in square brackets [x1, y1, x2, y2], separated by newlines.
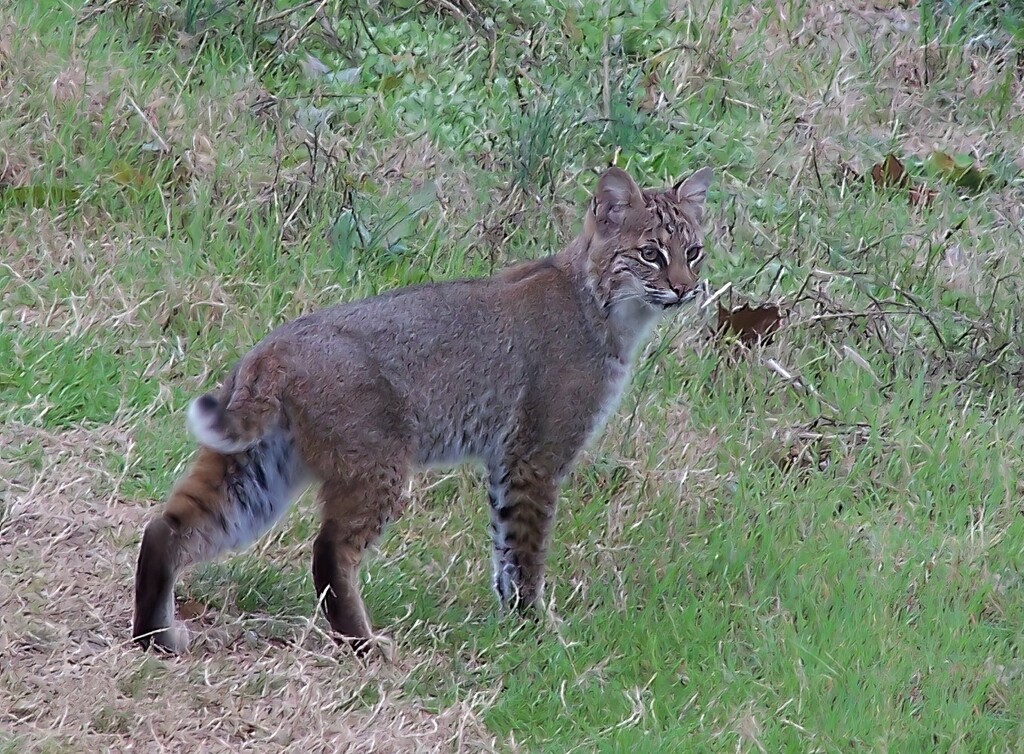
[588, 166, 644, 233]
[672, 167, 713, 217]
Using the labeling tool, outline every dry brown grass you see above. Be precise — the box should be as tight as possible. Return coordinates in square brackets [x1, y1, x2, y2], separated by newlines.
[667, 0, 1024, 189]
[0, 424, 502, 753]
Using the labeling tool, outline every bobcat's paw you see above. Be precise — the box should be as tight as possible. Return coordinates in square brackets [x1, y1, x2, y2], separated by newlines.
[135, 620, 190, 654]
[343, 632, 396, 664]
[367, 633, 396, 664]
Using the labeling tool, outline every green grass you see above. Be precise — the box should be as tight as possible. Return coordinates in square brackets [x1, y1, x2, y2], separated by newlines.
[3, 0, 1024, 751]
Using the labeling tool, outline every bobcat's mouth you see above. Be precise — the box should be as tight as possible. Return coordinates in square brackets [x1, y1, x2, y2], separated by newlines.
[659, 288, 701, 309]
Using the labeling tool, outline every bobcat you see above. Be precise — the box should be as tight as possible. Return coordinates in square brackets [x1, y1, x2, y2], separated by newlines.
[133, 165, 713, 654]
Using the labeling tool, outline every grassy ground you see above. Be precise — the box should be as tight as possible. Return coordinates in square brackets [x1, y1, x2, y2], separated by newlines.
[2, 0, 1024, 750]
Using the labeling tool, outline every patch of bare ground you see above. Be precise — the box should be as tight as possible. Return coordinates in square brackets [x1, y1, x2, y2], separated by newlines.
[0, 424, 502, 752]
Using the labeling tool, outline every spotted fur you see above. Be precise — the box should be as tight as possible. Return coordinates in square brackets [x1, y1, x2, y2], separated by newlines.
[132, 165, 713, 654]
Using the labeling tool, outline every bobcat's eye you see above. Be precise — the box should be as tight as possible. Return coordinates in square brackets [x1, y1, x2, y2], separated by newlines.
[639, 247, 663, 265]
[686, 244, 704, 265]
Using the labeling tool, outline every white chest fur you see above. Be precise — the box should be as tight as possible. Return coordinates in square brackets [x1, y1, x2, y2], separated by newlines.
[583, 357, 633, 450]
[609, 296, 663, 362]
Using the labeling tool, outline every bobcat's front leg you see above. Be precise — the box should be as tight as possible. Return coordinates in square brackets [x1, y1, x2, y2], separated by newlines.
[488, 464, 558, 610]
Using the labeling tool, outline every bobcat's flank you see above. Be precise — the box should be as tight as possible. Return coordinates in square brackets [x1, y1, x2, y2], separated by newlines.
[133, 165, 713, 654]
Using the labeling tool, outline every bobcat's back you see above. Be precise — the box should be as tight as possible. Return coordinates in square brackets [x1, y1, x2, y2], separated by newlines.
[268, 256, 612, 467]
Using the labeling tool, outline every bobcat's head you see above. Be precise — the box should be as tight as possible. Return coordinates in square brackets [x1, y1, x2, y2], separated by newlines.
[583, 165, 713, 314]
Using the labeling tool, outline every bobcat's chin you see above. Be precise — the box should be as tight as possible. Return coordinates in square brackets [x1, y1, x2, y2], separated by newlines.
[662, 284, 705, 309]
[647, 292, 685, 310]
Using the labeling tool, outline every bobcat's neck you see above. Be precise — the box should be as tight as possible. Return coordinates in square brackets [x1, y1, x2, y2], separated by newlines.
[559, 234, 665, 364]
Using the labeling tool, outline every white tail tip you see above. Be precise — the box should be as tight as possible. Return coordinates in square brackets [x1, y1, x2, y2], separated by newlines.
[186, 396, 251, 454]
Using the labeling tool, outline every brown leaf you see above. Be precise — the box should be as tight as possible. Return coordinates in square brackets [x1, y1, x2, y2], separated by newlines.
[178, 599, 207, 621]
[837, 161, 861, 189]
[717, 303, 784, 346]
[775, 438, 831, 474]
[50, 65, 84, 103]
[871, 154, 910, 189]
[908, 184, 938, 207]
[638, 65, 662, 113]
[941, 243, 971, 293]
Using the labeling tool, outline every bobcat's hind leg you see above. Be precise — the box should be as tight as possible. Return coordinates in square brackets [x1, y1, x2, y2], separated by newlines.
[133, 515, 195, 653]
[134, 439, 304, 652]
[133, 483, 228, 653]
[312, 476, 408, 657]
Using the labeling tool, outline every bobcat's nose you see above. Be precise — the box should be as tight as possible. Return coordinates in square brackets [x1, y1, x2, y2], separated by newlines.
[666, 266, 697, 304]
[671, 283, 704, 306]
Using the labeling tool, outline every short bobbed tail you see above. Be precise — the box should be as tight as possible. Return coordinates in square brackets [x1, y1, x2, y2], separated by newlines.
[186, 394, 253, 453]
[186, 350, 286, 454]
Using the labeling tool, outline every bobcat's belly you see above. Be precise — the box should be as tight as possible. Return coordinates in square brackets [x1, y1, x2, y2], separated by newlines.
[411, 387, 513, 468]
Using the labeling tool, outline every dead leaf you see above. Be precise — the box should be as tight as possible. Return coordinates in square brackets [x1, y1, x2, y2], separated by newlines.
[941, 243, 971, 293]
[775, 436, 831, 474]
[111, 163, 148, 188]
[837, 162, 860, 182]
[325, 67, 361, 86]
[865, 153, 936, 207]
[717, 303, 784, 346]
[186, 131, 216, 178]
[908, 184, 938, 207]
[51, 65, 84, 103]
[0, 22, 14, 63]
[299, 52, 331, 80]
[178, 599, 207, 621]
[638, 65, 662, 113]
[871, 154, 910, 189]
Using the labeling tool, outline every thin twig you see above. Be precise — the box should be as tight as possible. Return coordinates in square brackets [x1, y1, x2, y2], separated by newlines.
[257, 0, 322, 27]
[281, 0, 330, 52]
[77, 0, 123, 23]
[601, 0, 611, 121]
[699, 281, 732, 311]
[172, 31, 210, 112]
[126, 96, 170, 153]
[764, 358, 840, 414]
